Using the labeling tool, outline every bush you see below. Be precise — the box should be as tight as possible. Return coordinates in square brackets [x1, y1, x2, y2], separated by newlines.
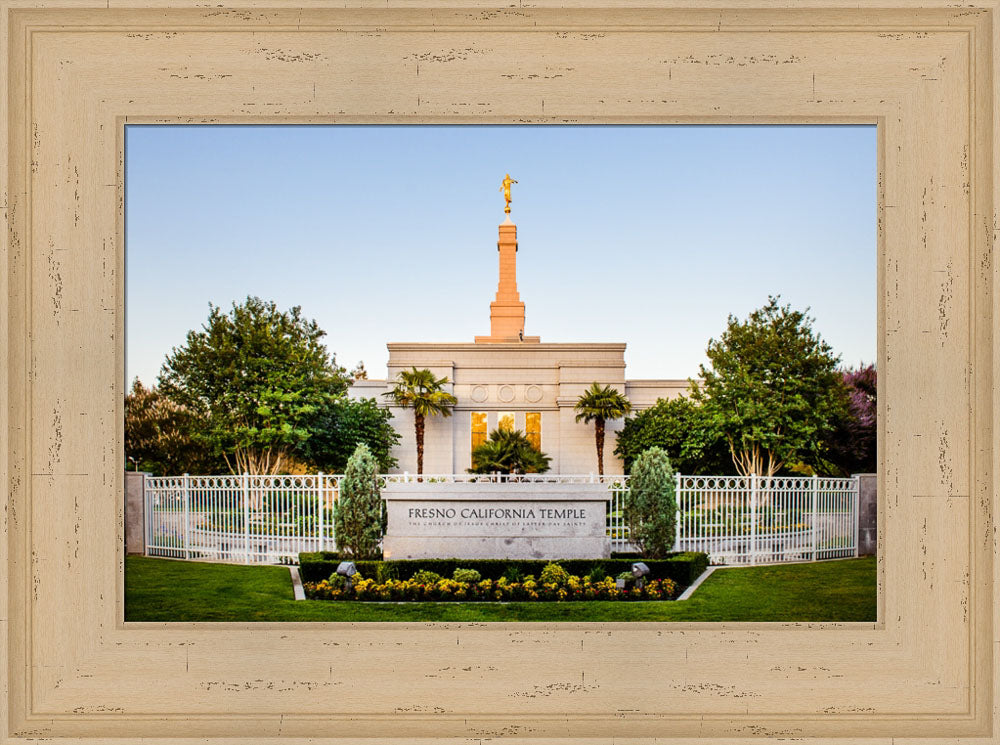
[375, 562, 397, 583]
[625, 447, 678, 559]
[411, 569, 443, 585]
[586, 563, 607, 583]
[333, 443, 383, 559]
[452, 568, 482, 583]
[326, 571, 349, 589]
[502, 565, 525, 583]
[539, 563, 570, 587]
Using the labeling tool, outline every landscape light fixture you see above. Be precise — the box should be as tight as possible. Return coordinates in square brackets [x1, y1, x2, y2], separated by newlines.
[336, 561, 359, 588]
[631, 562, 650, 589]
[336, 561, 358, 577]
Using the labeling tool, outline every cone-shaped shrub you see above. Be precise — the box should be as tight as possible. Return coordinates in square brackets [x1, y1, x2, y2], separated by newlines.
[334, 442, 383, 559]
[625, 447, 677, 559]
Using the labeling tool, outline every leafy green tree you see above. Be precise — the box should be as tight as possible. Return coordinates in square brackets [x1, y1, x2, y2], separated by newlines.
[125, 379, 226, 475]
[384, 367, 457, 474]
[333, 443, 383, 559]
[574, 382, 632, 475]
[691, 296, 847, 477]
[468, 428, 552, 474]
[624, 447, 677, 559]
[819, 364, 877, 476]
[615, 395, 732, 475]
[300, 397, 400, 473]
[158, 296, 350, 475]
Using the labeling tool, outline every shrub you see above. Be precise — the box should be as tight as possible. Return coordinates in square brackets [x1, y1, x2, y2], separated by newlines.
[452, 568, 482, 583]
[333, 443, 383, 559]
[625, 447, 678, 559]
[326, 571, 363, 589]
[326, 572, 348, 589]
[540, 562, 570, 587]
[375, 562, 397, 583]
[502, 565, 525, 583]
[411, 570, 443, 585]
[586, 563, 607, 583]
[469, 428, 552, 474]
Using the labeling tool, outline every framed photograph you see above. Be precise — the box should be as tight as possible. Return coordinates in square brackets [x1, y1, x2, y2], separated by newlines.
[1, 1, 996, 742]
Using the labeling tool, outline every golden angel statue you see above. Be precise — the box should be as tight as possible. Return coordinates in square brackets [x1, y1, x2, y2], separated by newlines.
[500, 173, 518, 214]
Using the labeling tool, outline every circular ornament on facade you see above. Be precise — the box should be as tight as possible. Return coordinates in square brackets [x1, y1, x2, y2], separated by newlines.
[470, 385, 489, 403]
[525, 385, 543, 403]
[497, 385, 515, 403]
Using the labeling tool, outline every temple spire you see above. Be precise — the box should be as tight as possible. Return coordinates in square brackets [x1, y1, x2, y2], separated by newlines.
[474, 185, 540, 344]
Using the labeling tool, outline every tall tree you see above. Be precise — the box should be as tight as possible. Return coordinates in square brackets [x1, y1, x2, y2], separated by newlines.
[615, 395, 732, 475]
[468, 428, 552, 474]
[574, 382, 632, 476]
[125, 379, 225, 475]
[299, 397, 400, 473]
[821, 364, 877, 476]
[384, 367, 457, 475]
[158, 296, 350, 475]
[691, 296, 847, 477]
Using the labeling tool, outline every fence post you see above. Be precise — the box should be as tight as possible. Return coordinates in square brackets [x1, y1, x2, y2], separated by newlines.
[811, 473, 819, 561]
[181, 473, 190, 559]
[317, 472, 325, 553]
[749, 474, 757, 566]
[853, 475, 860, 557]
[674, 472, 682, 552]
[242, 472, 251, 564]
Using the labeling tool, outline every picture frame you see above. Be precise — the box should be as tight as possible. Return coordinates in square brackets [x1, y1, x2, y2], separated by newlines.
[1, 1, 996, 742]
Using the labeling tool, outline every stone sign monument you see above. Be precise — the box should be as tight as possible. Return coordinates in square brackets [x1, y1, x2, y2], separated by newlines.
[381, 482, 612, 560]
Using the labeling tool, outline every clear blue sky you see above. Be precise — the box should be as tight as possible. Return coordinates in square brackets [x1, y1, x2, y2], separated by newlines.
[125, 124, 876, 385]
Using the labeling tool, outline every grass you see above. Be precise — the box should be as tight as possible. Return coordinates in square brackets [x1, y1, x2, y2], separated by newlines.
[125, 554, 876, 622]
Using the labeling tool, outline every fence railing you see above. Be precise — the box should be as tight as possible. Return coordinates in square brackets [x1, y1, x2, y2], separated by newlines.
[144, 472, 858, 566]
[675, 474, 859, 565]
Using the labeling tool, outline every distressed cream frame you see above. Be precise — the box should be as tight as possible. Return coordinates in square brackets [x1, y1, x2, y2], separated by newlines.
[1, 1, 997, 742]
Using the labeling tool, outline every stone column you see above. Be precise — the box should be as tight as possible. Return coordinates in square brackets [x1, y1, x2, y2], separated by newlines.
[855, 473, 877, 556]
[125, 471, 149, 555]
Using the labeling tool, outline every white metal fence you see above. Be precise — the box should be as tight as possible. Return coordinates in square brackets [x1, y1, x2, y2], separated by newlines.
[674, 474, 859, 565]
[144, 472, 858, 566]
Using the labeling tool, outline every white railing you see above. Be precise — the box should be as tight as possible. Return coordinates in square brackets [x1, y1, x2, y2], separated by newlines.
[144, 472, 858, 565]
[675, 474, 859, 565]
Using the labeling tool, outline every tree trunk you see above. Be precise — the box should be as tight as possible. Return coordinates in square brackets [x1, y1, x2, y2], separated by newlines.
[415, 411, 425, 477]
[595, 418, 605, 476]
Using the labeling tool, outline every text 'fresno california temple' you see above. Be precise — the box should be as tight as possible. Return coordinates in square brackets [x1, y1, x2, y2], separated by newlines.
[348, 176, 687, 475]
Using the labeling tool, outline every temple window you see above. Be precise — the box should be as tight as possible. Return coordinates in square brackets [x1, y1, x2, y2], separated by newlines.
[526, 412, 541, 450]
[471, 412, 487, 452]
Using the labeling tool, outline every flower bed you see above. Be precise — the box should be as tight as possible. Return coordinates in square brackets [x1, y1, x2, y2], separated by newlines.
[303, 573, 678, 602]
[298, 552, 709, 587]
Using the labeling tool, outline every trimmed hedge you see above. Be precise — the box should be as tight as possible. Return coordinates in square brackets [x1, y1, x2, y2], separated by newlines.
[298, 551, 709, 588]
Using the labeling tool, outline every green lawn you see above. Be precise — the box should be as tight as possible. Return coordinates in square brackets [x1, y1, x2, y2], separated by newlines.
[125, 555, 876, 622]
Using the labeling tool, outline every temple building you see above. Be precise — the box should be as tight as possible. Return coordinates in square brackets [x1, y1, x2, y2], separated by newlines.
[347, 177, 688, 475]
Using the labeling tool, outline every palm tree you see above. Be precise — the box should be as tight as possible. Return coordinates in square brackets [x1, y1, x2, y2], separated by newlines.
[384, 367, 457, 475]
[574, 382, 632, 476]
[468, 428, 552, 475]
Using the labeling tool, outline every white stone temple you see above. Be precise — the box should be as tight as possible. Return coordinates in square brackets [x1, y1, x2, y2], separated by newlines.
[347, 208, 688, 475]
